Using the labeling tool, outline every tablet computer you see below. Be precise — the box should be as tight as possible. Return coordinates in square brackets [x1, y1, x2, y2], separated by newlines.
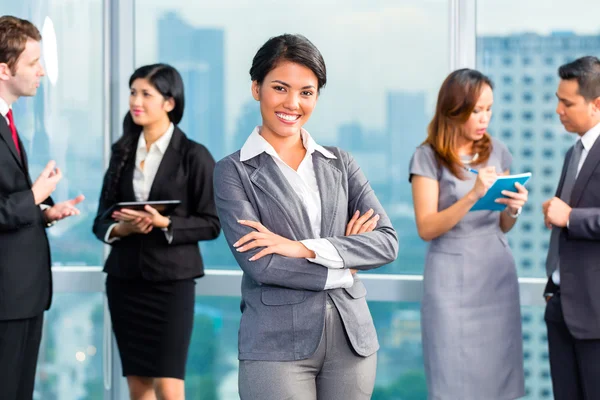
[101, 200, 181, 220]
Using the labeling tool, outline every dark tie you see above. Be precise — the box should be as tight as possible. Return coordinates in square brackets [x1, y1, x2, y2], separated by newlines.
[545, 140, 585, 277]
[6, 109, 21, 157]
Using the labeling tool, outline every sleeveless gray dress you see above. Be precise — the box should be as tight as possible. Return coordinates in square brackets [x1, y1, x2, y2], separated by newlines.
[409, 138, 525, 400]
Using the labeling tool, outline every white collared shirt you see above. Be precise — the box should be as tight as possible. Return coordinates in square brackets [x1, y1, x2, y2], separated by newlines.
[133, 123, 175, 202]
[553, 121, 600, 285]
[240, 126, 353, 290]
[0, 96, 11, 125]
[105, 123, 175, 243]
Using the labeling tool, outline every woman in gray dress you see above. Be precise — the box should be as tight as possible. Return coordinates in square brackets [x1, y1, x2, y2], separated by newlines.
[410, 69, 529, 400]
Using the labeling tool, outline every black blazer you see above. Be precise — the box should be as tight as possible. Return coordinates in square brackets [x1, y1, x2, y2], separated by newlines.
[545, 134, 600, 339]
[0, 116, 52, 321]
[93, 126, 220, 281]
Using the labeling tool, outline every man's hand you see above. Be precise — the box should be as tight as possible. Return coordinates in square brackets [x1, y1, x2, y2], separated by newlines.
[32, 161, 62, 205]
[543, 197, 572, 228]
[44, 195, 85, 223]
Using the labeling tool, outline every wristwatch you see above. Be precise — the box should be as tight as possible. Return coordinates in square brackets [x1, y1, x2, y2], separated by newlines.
[505, 206, 522, 218]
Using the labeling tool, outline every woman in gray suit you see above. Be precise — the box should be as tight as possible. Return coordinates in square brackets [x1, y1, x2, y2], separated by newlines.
[410, 69, 529, 399]
[213, 34, 398, 400]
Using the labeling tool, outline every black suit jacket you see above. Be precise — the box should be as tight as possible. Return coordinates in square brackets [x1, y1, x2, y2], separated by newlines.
[93, 126, 220, 281]
[0, 116, 52, 321]
[545, 134, 600, 339]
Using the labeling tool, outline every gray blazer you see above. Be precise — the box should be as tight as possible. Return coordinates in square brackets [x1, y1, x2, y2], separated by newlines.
[214, 147, 398, 361]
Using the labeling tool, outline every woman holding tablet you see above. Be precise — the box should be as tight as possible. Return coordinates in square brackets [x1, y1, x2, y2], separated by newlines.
[93, 63, 220, 399]
[409, 69, 529, 400]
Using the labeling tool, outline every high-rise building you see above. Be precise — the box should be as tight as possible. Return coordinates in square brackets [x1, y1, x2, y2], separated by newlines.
[158, 13, 225, 159]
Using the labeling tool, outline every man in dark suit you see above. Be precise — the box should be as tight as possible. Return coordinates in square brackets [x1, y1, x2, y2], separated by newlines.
[0, 15, 84, 399]
[543, 56, 600, 400]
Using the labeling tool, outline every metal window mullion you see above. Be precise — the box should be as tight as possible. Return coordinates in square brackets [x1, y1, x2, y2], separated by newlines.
[450, 0, 477, 70]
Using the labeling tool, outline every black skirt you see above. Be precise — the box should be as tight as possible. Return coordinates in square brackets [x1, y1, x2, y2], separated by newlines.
[106, 275, 195, 379]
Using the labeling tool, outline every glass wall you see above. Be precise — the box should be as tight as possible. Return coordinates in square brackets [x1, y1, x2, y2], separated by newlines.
[35, 293, 104, 399]
[134, 0, 450, 274]
[4, 0, 105, 266]
[0, 0, 561, 398]
[476, 1, 600, 397]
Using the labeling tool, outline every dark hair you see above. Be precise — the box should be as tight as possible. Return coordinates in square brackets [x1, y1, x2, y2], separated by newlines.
[0, 16, 42, 74]
[249, 34, 327, 92]
[102, 63, 185, 203]
[558, 56, 600, 101]
[425, 68, 494, 178]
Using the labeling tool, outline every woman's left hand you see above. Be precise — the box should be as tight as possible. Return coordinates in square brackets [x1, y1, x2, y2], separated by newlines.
[495, 182, 529, 214]
[112, 205, 170, 229]
[234, 220, 312, 261]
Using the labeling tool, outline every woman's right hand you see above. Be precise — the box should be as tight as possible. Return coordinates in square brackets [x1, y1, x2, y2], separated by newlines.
[346, 209, 379, 275]
[111, 218, 153, 238]
[470, 166, 498, 199]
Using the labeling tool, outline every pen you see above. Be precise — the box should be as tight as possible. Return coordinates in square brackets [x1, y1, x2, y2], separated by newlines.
[464, 166, 478, 174]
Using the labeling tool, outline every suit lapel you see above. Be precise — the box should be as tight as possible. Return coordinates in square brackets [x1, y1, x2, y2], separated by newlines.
[571, 136, 600, 206]
[246, 153, 314, 239]
[120, 160, 137, 201]
[0, 117, 25, 170]
[148, 127, 183, 201]
[313, 154, 341, 238]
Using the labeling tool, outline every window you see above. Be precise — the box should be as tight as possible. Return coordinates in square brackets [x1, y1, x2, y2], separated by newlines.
[522, 92, 533, 103]
[543, 148, 554, 158]
[502, 111, 513, 121]
[522, 111, 534, 121]
[522, 75, 534, 85]
[503, 75, 513, 85]
[501, 129, 513, 139]
[6, 1, 104, 266]
[135, 0, 449, 276]
[521, 241, 532, 250]
[503, 93, 513, 102]
[522, 130, 533, 139]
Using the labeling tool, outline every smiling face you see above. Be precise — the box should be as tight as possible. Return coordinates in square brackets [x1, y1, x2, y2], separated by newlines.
[0, 38, 45, 100]
[129, 78, 174, 129]
[462, 83, 493, 143]
[252, 61, 319, 141]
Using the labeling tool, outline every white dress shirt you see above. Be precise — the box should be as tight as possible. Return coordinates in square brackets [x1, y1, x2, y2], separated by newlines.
[553, 121, 600, 285]
[240, 126, 353, 290]
[0, 96, 11, 125]
[105, 123, 175, 243]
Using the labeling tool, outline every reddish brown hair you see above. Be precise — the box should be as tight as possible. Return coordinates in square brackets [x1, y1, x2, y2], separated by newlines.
[425, 68, 493, 178]
[0, 16, 42, 74]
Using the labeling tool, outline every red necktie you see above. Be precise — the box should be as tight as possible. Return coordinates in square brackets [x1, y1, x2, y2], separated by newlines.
[6, 109, 21, 157]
